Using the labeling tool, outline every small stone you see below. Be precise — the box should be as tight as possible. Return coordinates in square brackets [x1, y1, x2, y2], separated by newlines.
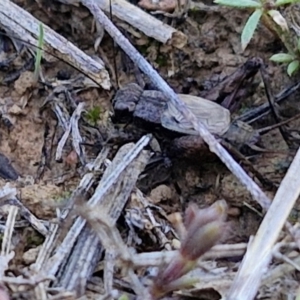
[150, 184, 172, 204]
[23, 246, 41, 265]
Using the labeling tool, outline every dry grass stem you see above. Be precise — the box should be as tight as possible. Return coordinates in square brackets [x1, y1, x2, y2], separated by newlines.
[94, 0, 187, 48]
[227, 146, 300, 300]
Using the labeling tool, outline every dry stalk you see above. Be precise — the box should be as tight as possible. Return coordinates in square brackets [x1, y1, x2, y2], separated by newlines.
[262, 253, 300, 285]
[0, 199, 17, 286]
[3, 198, 48, 236]
[1, 206, 18, 257]
[46, 135, 151, 278]
[93, 0, 187, 48]
[56, 102, 86, 164]
[226, 146, 300, 300]
[273, 243, 300, 271]
[129, 243, 247, 268]
[64, 142, 151, 297]
[33, 222, 60, 300]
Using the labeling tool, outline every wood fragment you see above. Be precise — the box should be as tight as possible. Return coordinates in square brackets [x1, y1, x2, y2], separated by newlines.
[55, 102, 86, 164]
[84, 0, 187, 48]
[55, 142, 150, 296]
[3, 198, 49, 236]
[33, 222, 60, 300]
[130, 243, 247, 267]
[1, 206, 18, 256]
[44, 147, 110, 277]
[46, 136, 151, 284]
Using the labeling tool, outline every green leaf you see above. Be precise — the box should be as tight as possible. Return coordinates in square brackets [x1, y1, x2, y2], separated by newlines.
[287, 60, 300, 76]
[275, 0, 297, 5]
[241, 9, 263, 51]
[270, 53, 294, 63]
[214, 0, 261, 8]
[34, 23, 44, 82]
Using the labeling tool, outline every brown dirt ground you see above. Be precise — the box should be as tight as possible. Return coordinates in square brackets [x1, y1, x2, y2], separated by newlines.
[1, 0, 300, 299]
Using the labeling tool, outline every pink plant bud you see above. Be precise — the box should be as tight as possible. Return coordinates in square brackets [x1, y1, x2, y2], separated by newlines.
[210, 200, 228, 221]
[181, 220, 226, 261]
[181, 200, 228, 261]
[157, 253, 194, 285]
[183, 204, 197, 230]
[150, 256, 196, 299]
[184, 200, 227, 231]
[150, 201, 228, 299]
[0, 285, 10, 300]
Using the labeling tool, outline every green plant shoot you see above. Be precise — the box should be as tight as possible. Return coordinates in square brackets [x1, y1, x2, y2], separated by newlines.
[86, 106, 102, 126]
[34, 23, 44, 82]
[215, 0, 300, 75]
[242, 8, 263, 50]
